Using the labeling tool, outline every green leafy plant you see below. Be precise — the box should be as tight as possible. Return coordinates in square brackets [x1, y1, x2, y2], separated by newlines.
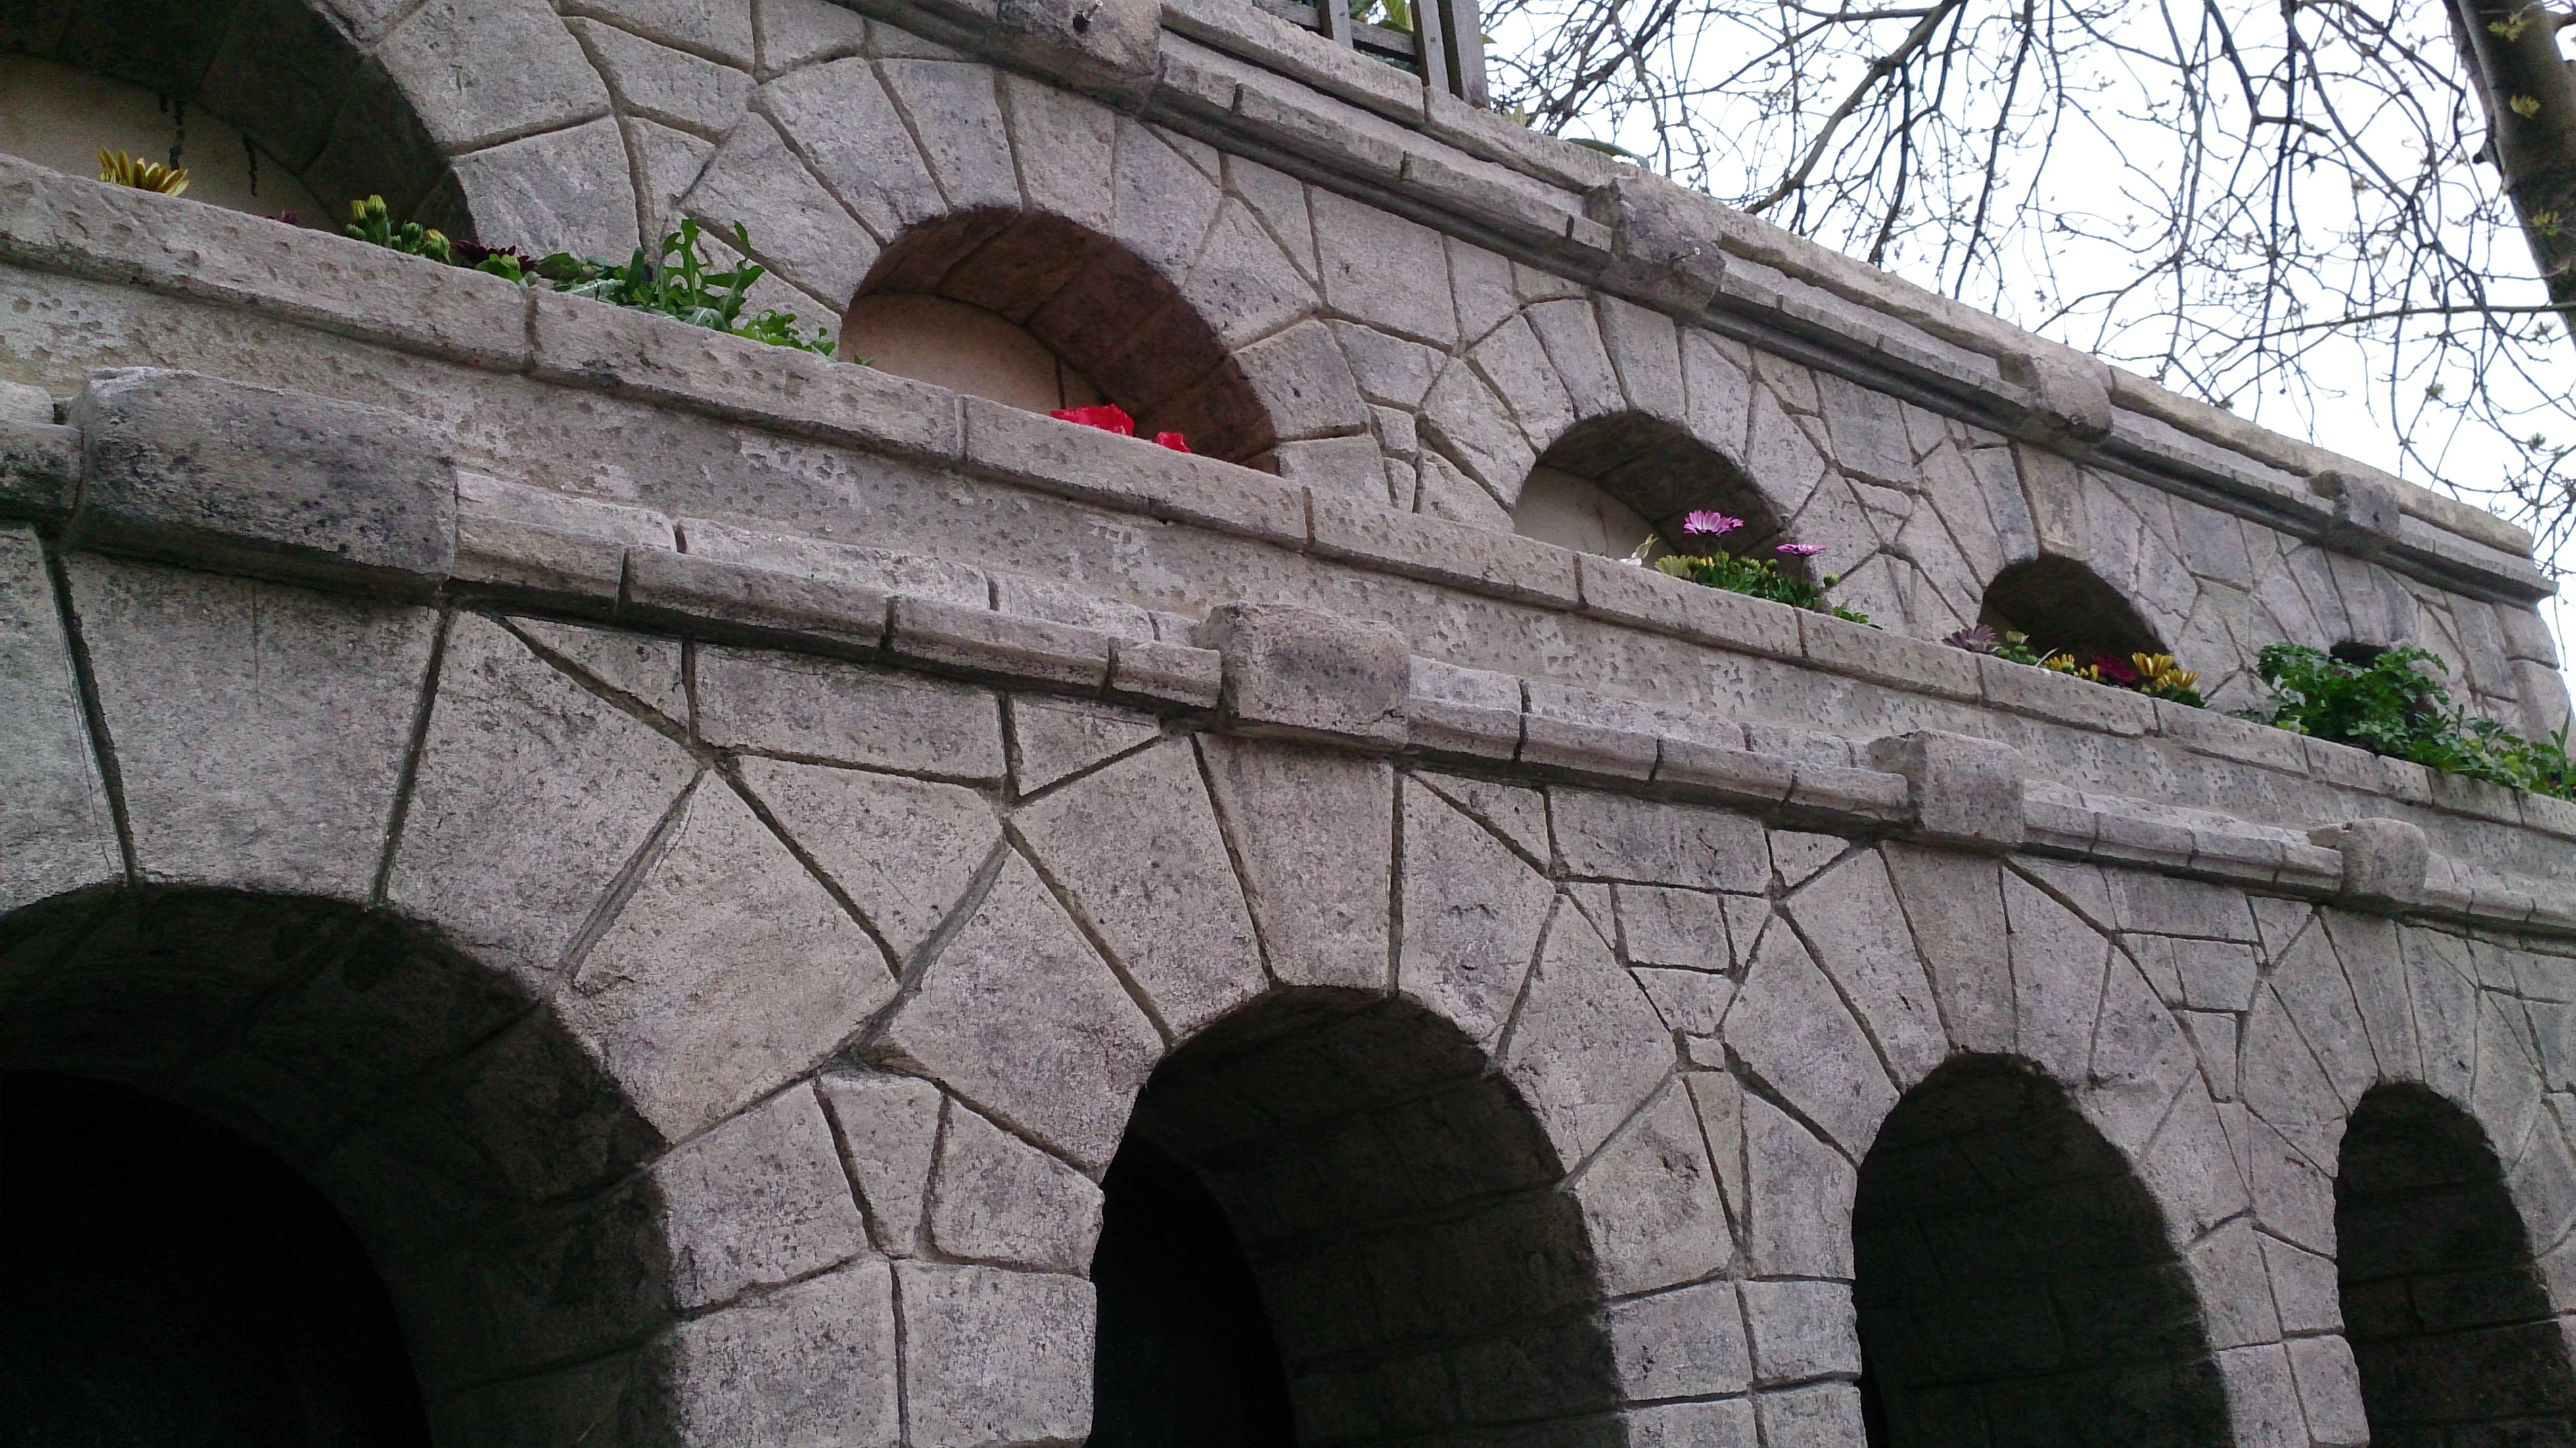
[2242, 643, 2573, 798]
[1651, 550, 1869, 622]
[342, 199, 839, 358]
[1943, 625, 2207, 707]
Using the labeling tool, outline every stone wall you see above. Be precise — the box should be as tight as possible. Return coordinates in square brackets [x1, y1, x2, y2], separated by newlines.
[2, 3, 2574, 1446]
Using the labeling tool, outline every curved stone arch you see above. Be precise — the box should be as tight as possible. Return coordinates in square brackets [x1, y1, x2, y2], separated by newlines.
[1510, 409, 1792, 562]
[0, 883, 683, 1443]
[1978, 552, 2171, 663]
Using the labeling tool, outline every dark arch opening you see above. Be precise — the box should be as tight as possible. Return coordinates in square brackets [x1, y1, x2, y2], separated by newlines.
[1852, 1056, 2230, 1448]
[1090, 990, 1620, 1448]
[1, 0, 451, 227]
[850, 209, 1277, 466]
[2336, 1083, 2576, 1442]
[2, 1070, 433, 1446]
[1513, 412, 1787, 564]
[0, 886, 674, 1445]
[1979, 556, 2165, 664]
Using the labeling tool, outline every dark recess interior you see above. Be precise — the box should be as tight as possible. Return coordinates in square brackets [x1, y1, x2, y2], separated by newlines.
[1, 1070, 432, 1448]
[1979, 556, 2165, 662]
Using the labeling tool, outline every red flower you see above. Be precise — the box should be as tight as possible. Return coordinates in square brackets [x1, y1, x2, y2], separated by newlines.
[1051, 403, 1134, 436]
[2090, 653, 2142, 686]
[1154, 432, 1190, 453]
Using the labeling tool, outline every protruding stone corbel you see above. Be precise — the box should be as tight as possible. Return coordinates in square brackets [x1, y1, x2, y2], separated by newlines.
[1869, 730, 2027, 850]
[2311, 468, 2404, 559]
[2309, 817, 2429, 908]
[1198, 601, 1409, 747]
[1999, 346, 2113, 451]
[1584, 175, 1731, 313]
[65, 367, 455, 598]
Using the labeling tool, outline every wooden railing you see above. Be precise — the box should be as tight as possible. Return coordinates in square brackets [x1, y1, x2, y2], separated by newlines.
[1251, 0, 1486, 103]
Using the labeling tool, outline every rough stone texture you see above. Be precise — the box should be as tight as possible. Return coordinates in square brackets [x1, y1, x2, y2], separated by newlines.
[1198, 735, 1394, 990]
[816, 1072, 944, 1256]
[872, 853, 1162, 1172]
[1868, 729, 2025, 849]
[736, 757, 1002, 964]
[663, 1259, 900, 1448]
[896, 1263, 1096, 1448]
[696, 647, 1007, 782]
[1504, 905, 1673, 1164]
[68, 369, 457, 595]
[654, 1083, 872, 1309]
[0, 527, 119, 911]
[66, 555, 437, 897]
[1009, 694, 1162, 793]
[927, 1101, 1104, 1273]
[570, 780, 894, 1140]
[390, 613, 700, 985]
[1199, 600, 1409, 746]
[1570, 1079, 1731, 1295]
[1553, 790, 1770, 893]
[1400, 778, 1557, 1046]
[1010, 740, 1266, 1037]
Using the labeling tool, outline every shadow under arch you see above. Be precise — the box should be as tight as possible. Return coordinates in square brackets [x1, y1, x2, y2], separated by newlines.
[1852, 1055, 2230, 1448]
[1512, 411, 1787, 562]
[2, 0, 452, 227]
[1090, 988, 1622, 1448]
[849, 208, 1277, 466]
[2336, 1082, 2576, 1442]
[1979, 556, 2166, 663]
[0, 885, 676, 1445]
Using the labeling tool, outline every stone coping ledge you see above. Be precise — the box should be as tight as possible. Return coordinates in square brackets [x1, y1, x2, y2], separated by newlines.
[0, 156, 2544, 609]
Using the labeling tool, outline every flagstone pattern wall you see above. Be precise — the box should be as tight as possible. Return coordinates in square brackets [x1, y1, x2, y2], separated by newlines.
[1, 1, 2573, 1446]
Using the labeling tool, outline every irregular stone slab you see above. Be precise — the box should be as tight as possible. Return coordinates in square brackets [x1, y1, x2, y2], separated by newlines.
[1768, 830, 1848, 890]
[1743, 1088, 1854, 1278]
[2238, 986, 2346, 1174]
[1755, 1383, 1866, 1448]
[756, 59, 942, 240]
[1633, 968, 1735, 1037]
[896, 1263, 1095, 1448]
[2319, 911, 2412, 1079]
[1571, 1079, 1730, 1295]
[1011, 741, 1264, 1037]
[928, 1101, 1103, 1274]
[696, 645, 1005, 782]
[873, 853, 1161, 1171]
[1726, 924, 1895, 1158]
[2268, 926, 2376, 1110]
[377, 0, 610, 148]
[2083, 942, 2201, 1156]
[68, 555, 436, 898]
[1504, 906, 1674, 1165]
[1628, 1399, 1757, 1448]
[879, 60, 1020, 212]
[815, 1071, 943, 1256]
[1399, 779, 1555, 1046]
[1743, 1278, 1861, 1380]
[1198, 736, 1392, 991]
[1785, 852, 1946, 1088]
[2003, 867, 2111, 1085]
[390, 614, 699, 985]
[666, 1259, 900, 1448]
[1419, 771, 1550, 861]
[1607, 1279, 1752, 1400]
[737, 757, 1001, 964]
[1552, 789, 1768, 892]
[0, 527, 117, 911]
[653, 1083, 873, 1310]
[508, 617, 688, 726]
[1615, 886, 1731, 971]
[571, 781, 894, 1139]
[1010, 694, 1162, 793]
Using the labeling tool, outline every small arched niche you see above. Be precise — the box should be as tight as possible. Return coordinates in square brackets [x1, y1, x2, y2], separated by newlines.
[1852, 1056, 2230, 1448]
[0, 887, 674, 1443]
[1979, 556, 2165, 663]
[846, 210, 1276, 466]
[1090, 990, 1621, 1448]
[1512, 413, 1785, 562]
[2336, 1083, 2576, 1442]
[1, 0, 448, 227]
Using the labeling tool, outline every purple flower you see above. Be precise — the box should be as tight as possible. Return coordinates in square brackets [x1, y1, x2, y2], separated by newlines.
[1776, 542, 1826, 557]
[1682, 510, 1743, 536]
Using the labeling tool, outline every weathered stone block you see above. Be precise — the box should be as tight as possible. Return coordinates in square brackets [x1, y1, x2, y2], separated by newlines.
[377, 0, 609, 149]
[1571, 1081, 1731, 1295]
[1553, 788, 1769, 892]
[1399, 777, 1554, 1045]
[653, 1084, 873, 1309]
[1742, 1278, 1860, 1382]
[896, 1263, 1095, 1447]
[1868, 729, 2025, 849]
[68, 369, 455, 597]
[1197, 736, 1392, 990]
[1999, 346, 2112, 448]
[927, 1102, 1103, 1273]
[695, 646, 1005, 781]
[2308, 817, 2427, 907]
[1607, 1279, 1751, 1400]
[0, 527, 119, 913]
[0, 415, 78, 519]
[664, 1259, 900, 1448]
[815, 1072, 944, 1256]
[1198, 600, 1408, 746]
[2312, 468, 2403, 558]
[1753, 1381, 1867, 1448]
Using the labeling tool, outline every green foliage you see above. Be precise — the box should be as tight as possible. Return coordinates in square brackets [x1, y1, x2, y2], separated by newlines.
[344, 199, 837, 359]
[2243, 643, 2573, 798]
[1652, 551, 1870, 623]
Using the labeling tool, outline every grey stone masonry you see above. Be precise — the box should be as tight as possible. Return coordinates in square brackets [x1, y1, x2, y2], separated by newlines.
[0, 9, 2572, 1448]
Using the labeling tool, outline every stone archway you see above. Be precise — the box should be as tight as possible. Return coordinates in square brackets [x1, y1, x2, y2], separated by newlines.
[2336, 1083, 2576, 1443]
[1093, 989, 1624, 1448]
[0, 886, 676, 1444]
[849, 208, 1279, 465]
[1513, 410, 1785, 560]
[1979, 555, 2166, 663]
[1851, 1054, 2232, 1448]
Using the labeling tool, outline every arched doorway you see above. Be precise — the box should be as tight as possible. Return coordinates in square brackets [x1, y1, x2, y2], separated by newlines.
[2336, 1083, 2576, 1442]
[1, 1070, 431, 1445]
[848, 209, 1277, 464]
[1851, 1056, 2230, 1447]
[1090, 990, 1622, 1448]
[0, 886, 674, 1443]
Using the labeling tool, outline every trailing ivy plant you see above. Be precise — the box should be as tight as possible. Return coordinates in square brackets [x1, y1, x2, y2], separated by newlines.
[344, 199, 838, 358]
[2242, 643, 2573, 800]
